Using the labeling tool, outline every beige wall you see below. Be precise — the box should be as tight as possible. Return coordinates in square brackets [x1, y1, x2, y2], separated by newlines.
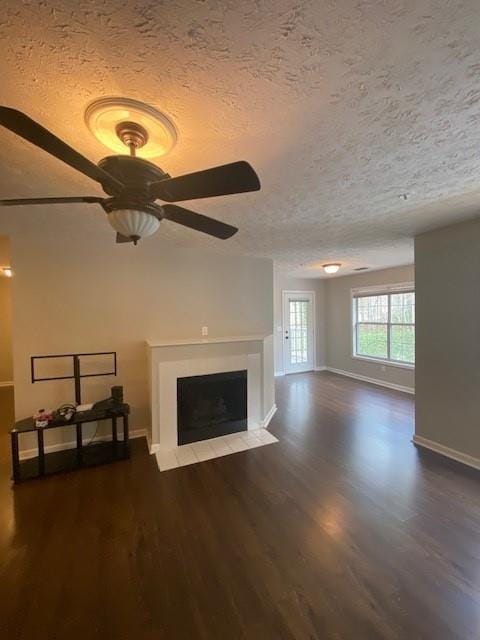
[274, 268, 326, 374]
[325, 265, 415, 390]
[415, 218, 480, 461]
[0, 278, 13, 383]
[7, 229, 273, 448]
[0, 236, 13, 383]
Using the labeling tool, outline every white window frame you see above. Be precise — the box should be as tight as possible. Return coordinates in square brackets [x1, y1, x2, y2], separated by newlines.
[351, 282, 415, 370]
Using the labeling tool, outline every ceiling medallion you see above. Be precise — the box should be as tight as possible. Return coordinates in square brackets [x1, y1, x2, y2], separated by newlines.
[85, 97, 177, 159]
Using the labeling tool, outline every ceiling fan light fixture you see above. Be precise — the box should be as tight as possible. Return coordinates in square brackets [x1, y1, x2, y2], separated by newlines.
[323, 263, 341, 274]
[0, 106, 260, 244]
[85, 97, 177, 158]
[107, 209, 160, 243]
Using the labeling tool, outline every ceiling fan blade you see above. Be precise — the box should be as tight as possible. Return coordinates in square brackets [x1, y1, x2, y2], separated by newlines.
[150, 161, 260, 202]
[0, 107, 124, 194]
[116, 233, 133, 243]
[0, 196, 105, 206]
[162, 204, 238, 239]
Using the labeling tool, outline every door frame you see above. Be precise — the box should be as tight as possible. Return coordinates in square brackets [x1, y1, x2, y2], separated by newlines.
[281, 290, 316, 375]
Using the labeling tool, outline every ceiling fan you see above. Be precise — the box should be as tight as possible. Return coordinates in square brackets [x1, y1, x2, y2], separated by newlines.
[0, 106, 261, 244]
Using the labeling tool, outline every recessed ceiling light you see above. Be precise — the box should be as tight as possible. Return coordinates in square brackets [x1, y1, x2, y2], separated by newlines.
[85, 97, 177, 158]
[2, 267, 13, 277]
[323, 263, 341, 274]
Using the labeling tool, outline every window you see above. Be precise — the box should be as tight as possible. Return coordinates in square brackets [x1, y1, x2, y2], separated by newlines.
[353, 285, 415, 366]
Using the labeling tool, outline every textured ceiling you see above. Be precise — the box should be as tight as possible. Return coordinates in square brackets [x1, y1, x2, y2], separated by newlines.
[0, 236, 10, 267]
[2, 0, 480, 277]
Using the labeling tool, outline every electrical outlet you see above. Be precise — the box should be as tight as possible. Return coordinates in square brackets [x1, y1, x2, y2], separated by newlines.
[202, 326, 208, 336]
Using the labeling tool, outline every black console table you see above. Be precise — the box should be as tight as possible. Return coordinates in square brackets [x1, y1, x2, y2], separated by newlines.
[10, 403, 130, 483]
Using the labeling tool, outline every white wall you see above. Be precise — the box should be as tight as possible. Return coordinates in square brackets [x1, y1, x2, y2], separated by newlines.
[324, 266, 415, 390]
[6, 227, 273, 449]
[273, 268, 326, 375]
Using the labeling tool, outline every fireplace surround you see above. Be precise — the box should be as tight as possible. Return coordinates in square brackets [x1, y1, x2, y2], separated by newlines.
[147, 335, 276, 456]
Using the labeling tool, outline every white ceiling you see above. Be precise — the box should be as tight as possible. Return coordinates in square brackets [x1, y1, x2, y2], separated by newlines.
[2, 1, 480, 277]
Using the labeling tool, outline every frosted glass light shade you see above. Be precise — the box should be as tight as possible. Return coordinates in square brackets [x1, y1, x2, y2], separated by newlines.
[108, 209, 160, 240]
[323, 263, 341, 274]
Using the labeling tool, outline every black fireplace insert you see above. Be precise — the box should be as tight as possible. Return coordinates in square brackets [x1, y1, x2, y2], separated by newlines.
[177, 370, 247, 445]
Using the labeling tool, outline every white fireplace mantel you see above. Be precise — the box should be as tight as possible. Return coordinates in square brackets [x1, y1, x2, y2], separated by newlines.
[146, 334, 268, 348]
[146, 335, 275, 454]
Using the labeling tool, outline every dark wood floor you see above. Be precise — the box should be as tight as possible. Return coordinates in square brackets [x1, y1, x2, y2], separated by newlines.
[0, 373, 479, 640]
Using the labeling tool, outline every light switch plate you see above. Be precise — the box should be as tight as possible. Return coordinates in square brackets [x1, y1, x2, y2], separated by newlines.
[202, 326, 208, 336]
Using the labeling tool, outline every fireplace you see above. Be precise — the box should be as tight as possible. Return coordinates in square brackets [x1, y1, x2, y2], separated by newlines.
[177, 370, 248, 445]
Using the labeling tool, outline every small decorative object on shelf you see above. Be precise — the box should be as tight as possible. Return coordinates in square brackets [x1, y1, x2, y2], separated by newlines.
[111, 385, 123, 404]
[34, 409, 53, 428]
[55, 404, 76, 422]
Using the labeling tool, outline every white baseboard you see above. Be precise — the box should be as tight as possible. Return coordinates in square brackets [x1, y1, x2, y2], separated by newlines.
[19, 428, 147, 460]
[325, 366, 415, 395]
[262, 403, 277, 429]
[413, 435, 480, 471]
[0, 381, 13, 388]
[149, 443, 161, 454]
[145, 432, 160, 455]
[276, 366, 324, 377]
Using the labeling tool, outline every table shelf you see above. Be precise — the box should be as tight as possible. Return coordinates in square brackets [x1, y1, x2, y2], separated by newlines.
[10, 404, 130, 483]
[17, 441, 127, 481]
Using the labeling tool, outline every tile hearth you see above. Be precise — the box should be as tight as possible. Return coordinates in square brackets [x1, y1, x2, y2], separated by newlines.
[155, 429, 278, 472]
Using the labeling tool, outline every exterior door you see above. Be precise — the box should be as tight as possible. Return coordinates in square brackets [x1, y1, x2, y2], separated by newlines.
[282, 291, 315, 374]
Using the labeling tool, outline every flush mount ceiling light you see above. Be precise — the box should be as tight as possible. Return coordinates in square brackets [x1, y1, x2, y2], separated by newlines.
[323, 263, 341, 274]
[85, 97, 178, 159]
[2, 267, 13, 277]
